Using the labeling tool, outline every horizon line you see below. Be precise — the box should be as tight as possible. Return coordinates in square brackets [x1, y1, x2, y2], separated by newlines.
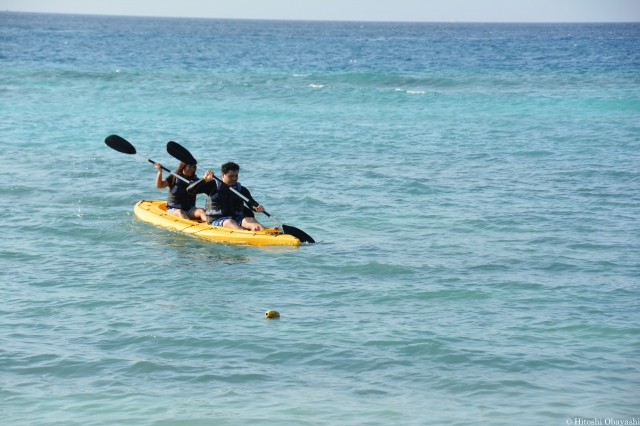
[2, 10, 639, 24]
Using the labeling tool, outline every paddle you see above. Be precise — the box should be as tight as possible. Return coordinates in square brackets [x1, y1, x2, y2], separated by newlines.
[104, 135, 190, 184]
[166, 141, 315, 244]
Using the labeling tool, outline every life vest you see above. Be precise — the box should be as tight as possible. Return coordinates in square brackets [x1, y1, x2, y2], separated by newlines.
[166, 173, 198, 210]
[205, 180, 244, 221]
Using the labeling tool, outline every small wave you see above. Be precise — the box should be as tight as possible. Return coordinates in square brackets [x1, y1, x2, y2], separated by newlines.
[309, 84, 324, 88]
[406, 90, 426, 94]
[513, 150, 554, 157]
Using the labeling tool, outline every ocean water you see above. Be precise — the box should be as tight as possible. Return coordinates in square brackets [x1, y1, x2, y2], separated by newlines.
[1, 12, 639, 425]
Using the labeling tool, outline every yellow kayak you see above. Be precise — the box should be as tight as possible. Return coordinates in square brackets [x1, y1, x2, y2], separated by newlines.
[133, 200, 300, 246]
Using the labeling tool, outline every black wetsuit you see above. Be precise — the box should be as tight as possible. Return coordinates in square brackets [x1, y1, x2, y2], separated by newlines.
[187, 178, 257, 224]
[166, 173, 198, 211]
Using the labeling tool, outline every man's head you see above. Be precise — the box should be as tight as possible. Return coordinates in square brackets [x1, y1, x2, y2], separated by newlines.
[221, 162, 240, 186]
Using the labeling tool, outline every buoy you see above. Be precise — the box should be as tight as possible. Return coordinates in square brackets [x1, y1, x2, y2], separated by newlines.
[265, 310, 280, 318]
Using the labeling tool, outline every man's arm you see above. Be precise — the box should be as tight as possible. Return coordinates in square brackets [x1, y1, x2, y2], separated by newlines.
[241, 186, 259, 210]
[187, 178, 216, 195]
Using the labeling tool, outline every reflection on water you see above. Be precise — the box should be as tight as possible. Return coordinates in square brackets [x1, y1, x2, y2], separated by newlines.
[159, 234, 297, 266]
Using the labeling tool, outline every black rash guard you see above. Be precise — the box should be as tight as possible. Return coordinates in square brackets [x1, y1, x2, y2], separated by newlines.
[187, 178, 257, 222]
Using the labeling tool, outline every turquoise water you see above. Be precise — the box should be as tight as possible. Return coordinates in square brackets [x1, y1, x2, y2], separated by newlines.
[1, 12, 639, 425]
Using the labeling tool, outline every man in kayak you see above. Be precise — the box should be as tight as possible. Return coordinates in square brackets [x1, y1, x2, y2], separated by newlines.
[154, 162, 207, 222]
[186, 162, 266, 231]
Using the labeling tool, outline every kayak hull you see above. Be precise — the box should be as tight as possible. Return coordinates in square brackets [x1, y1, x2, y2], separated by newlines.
[134, 200, 300, 246]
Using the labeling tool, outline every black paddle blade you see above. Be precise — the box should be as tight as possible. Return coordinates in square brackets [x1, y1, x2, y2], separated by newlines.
[105, 135, 136, 154]
[283, 224, 315, 244]
[167, 141, 197, 165]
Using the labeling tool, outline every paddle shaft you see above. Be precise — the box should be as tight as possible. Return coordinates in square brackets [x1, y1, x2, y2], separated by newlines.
[137, 153, 190, 184]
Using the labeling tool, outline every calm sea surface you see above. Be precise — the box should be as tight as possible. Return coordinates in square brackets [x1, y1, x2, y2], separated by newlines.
[1, 12, 639, 425]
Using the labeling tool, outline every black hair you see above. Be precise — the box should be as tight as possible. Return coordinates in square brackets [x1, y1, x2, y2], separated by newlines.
[167, 162, 189, 188]
[221, 162, 240, 174]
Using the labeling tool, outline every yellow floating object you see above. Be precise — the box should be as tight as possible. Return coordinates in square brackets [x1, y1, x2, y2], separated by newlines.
[265, 310, 280, 318]
[134, 200, 300, 246]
